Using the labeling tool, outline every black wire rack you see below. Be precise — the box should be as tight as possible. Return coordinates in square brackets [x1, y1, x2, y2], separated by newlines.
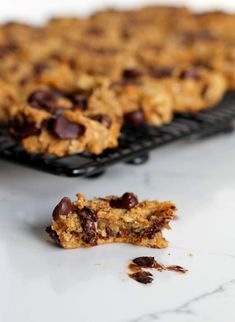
[0, 91, 235, 177]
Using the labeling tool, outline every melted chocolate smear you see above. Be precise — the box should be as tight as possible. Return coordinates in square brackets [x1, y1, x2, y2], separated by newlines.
[77, 207, 97, 245]
[166, 265, 188, 273]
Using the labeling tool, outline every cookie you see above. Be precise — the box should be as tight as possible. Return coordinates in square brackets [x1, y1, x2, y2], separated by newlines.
[47, 192, 177, 248]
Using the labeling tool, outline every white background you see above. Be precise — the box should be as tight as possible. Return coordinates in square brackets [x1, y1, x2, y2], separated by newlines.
[0, 0, 235, 23]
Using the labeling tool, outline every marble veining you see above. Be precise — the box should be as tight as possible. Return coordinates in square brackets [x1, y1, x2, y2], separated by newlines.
[129, 279, 235, 322]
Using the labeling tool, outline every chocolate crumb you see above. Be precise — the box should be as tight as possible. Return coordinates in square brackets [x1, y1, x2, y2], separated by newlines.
[133, 256, 156, 268]
[129, 271, 153, 284]
[128, 256, 187, 284]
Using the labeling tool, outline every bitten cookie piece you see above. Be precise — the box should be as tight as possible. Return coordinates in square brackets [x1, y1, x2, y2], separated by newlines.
[46, 193, 177, 248]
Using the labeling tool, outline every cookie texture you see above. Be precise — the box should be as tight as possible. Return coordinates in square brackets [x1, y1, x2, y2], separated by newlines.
[47, 193, 177, 248]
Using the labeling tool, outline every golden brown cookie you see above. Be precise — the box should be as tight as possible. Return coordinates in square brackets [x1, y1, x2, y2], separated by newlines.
[47, 192, 177, 248]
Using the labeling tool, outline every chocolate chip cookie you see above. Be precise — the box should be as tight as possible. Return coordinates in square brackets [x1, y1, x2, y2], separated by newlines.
[47, 192, 177, 248]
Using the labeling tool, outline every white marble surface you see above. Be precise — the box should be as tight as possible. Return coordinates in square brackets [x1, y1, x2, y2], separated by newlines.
[1, 131, 235, 322]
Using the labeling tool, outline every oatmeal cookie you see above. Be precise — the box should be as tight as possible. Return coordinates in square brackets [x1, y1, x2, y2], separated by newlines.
[47, 192, 177, 248]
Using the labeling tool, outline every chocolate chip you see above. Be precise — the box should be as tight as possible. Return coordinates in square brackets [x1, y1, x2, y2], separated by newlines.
[28, 90, 60, 113]
[46, 226, 60, 245]
[52, 197, 73, 220]
[122, 68, 142, 80]
[50, 115, 85, 139]
[124, 110, 145, 126]
[33, 63, 50, 76]
[89, 114, 112, 128]
[110, 192, 138, 210]
[179, 69, 201, 80]
[149, 66, 174, 79]
[133, 257, 156, 268]
[129, 271, 153, 284]
[105, 226, 114, 239]
[67, 94, 88, 110]
[11, 117, 42, 139]
[77, 207, 97, 245]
